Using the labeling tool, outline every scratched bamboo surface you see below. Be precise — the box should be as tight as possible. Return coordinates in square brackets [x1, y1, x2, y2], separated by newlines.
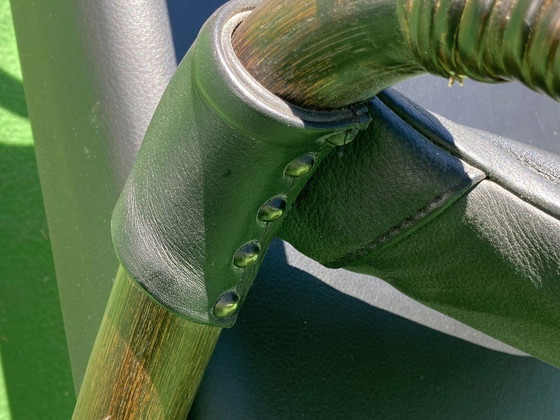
[233, 0, 419, 109]
[233, 0, 560, 109]
[72, 267, 220, 420]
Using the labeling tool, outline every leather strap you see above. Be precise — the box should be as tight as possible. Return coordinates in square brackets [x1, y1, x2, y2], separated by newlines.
[279, 89, 560, 367]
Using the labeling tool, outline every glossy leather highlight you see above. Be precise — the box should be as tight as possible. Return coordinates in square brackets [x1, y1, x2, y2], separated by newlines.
[112, 0, 371, 326]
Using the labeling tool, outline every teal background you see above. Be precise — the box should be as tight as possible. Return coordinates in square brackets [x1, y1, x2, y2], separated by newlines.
[0, 0, 76, 418]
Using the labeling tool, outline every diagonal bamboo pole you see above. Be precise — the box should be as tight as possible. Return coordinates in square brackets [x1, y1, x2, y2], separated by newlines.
[72, 267, 220, 419]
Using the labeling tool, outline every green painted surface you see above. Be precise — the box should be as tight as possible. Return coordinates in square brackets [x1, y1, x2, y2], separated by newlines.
[0, 0, 75, 418]
[0, 347, 8, 420]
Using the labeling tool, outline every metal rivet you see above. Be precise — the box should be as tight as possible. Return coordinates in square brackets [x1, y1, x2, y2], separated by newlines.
[233, 242, 260, 268]
[213, 291, 239, 319]
[285, 154, 315, 177]
[325, 128, 359, 146]
[258, 197, 287, 222]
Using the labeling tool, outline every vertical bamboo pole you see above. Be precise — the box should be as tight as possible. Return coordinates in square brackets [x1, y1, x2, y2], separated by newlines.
[72, 267, 220, 419]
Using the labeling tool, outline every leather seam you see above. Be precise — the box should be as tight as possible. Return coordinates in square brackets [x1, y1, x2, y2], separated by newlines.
[494, 144, 560, 184]
[326, 170, 483, 267]
[376, 90, 560, 220]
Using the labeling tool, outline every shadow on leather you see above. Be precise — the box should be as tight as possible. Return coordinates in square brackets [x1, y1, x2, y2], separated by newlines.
[277, 90, 560, 368]
[192, 240, 560, 419]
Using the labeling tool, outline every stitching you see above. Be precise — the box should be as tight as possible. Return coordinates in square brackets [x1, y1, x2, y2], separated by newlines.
[327, 170, 482, 267]
[492, 141, 560, 184]
[376, 91, 560, 219]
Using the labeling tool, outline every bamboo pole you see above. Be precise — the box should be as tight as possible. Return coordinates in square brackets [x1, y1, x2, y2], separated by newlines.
[73, 0, 560, 417]
[233, 0, 560, 109]
[233, 0, 420, 109]
[72, 267, 220, 419]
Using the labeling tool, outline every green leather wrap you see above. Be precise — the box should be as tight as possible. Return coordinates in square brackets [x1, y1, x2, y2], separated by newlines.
[111, 0, 371, 327]
[279, 90, 560, 367]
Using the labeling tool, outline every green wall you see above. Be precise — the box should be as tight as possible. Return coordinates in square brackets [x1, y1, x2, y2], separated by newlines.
[0, 0, 75, 418]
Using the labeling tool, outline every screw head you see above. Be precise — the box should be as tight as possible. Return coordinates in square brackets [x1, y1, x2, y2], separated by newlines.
[258, 197, 287, 222]
[324, 129, 359, 146]
[284, 154, 315, 177]
[233, 242, 260, 268]
[213, 291, 239, 319]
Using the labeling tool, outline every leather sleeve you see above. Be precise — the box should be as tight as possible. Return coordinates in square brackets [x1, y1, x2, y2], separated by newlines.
[278, 89, 560, 367]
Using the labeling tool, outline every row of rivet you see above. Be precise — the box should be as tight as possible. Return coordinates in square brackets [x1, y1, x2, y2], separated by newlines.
[213, 130, 358, 320]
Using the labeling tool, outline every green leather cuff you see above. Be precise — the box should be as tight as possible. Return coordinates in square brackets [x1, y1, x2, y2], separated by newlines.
[111, 0, 371, 327]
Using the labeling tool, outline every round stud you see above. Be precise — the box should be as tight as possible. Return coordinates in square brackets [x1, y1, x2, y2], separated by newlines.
[324, 128, 359, 146]
[285, 154, 315, 177]
[213, 291, 239, 319]
[233, 242, 260, 268]
[258, 197, 287, 222]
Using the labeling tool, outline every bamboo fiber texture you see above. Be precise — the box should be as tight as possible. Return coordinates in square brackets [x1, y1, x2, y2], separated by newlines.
[234, 0, 560, 109]
[72, 267, 220, 419]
